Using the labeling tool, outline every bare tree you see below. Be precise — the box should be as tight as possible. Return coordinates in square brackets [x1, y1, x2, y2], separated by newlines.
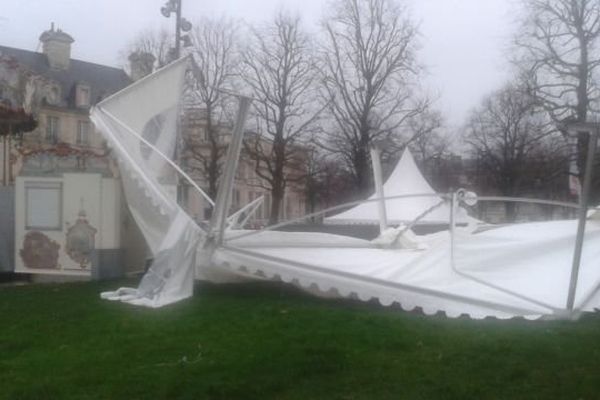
[406, 109, 446, 163]
[301, 146, 324, 219]
[300, 146, 355, 218]
[464, 82, 565, 220]
[123, 28, 173, 70]
[242, 13, 321, 224]
[306, 152, 356, 213]
[514, 0, 600, 180]
[183, 17, 240, 200]
[319, 0, 428, 194]
[405, 110, 458, 190]
[122, 21, 239, 204]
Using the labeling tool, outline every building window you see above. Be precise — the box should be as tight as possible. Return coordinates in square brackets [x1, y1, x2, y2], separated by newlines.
[239, 162, 250, 180]
[233, 189, 240, 209]
[252, 192, 263, 220]
[77, 121, 90, 145]
[286, 195, 293, 219]
[25, 182, 62, 230]
[46, 116, 59, 143]
[76, 84, 91, 108]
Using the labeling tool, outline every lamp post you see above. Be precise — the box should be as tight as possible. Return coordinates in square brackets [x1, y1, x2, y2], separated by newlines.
[160, 0, 192, 60]
[160, 0, 193, 206]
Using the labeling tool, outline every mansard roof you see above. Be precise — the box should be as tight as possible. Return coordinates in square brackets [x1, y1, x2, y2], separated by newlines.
[0, 44, 130, 109]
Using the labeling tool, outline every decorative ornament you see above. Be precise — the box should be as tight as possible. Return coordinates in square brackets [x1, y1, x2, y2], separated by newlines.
[20, 231, 60, 269]
[65, 198, 97, 268]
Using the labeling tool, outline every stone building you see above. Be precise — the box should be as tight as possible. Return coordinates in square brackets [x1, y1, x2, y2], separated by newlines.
[0, 25, 145, 277]
[180, 107, 307, 227]
[0, 25, 308, 278]
[0, 25, 131, 184]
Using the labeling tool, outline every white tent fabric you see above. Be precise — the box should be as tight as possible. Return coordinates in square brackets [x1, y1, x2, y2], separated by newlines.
[90, 58, 600, 320]
[325, 149, 472, 225]
[220, 219, 600, 319]
[91, 57, 204, 307]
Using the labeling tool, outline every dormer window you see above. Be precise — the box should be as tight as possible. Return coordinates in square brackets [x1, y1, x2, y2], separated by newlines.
[46, 84, 60, 105]
[76, 83, 90, 108]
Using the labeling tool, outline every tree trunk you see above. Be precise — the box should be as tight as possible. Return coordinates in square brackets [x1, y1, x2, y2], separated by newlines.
[206, 102, 219, 200]
[269, 136, 286, 225]
[354, 127, 372, 195]
[270, 183, 283, 225]
[354, 148, 370, 195]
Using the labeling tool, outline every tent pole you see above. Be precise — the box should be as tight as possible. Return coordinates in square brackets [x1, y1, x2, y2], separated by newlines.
[567, 128, 598, 311]
[209, 96, 252, 246]
[370, 146, 388, 234]
[97, 108, 215, 207]
[2, 135, 6, 186]
[8, 127, 12, 185]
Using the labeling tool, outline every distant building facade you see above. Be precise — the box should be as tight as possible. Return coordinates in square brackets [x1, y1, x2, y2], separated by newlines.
[0, 25, 149, 278]
[0, 25, 131, 183]
[0, 25, 308, 278]
[180, 107, 307, 226]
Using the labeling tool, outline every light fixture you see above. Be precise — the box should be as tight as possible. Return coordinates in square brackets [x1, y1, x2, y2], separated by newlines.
[457, 189, 478, 207]
[160, 0, 176, 17]
[159, 0, 192, 60]
[180, 18, 192, 32]
[160, 6, 172, 17]
[181, 35, 192, 47]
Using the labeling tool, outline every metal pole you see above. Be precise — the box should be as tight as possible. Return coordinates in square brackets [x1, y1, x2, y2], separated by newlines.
[7, 126, 12, 185]
[449, 191, 457, 268]
[98, 106, 215, 206]
[175, 0, 181, 59]
[567, 129, 598, 311]
[370, 146, 387, 234]
[209, 96, 252, 245]
[2, 134, 6, 186]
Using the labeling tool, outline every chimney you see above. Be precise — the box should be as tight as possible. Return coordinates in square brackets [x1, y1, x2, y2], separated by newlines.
[128, 52, 156, 81]
[39, 23, 74, 70]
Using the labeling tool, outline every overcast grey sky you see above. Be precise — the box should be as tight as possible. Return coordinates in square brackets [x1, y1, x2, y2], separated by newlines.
[0, 0, 514, 126]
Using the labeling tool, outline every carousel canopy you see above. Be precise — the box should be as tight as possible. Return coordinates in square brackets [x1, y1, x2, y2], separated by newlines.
[0, 102, 37, 136]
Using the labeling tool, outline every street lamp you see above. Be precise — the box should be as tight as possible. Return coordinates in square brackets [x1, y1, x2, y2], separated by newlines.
[160, 0, 193, 206]
[160, 0, 192, 60]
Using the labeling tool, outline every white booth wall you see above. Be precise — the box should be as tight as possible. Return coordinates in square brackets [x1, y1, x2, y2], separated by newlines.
[15, 173, 123, 278]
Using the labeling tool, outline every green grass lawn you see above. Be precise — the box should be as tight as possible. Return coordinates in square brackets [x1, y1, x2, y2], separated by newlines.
[1, 280, 600, 400]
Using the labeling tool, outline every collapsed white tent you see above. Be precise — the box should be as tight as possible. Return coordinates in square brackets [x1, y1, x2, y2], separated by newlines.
[325, 149, 473, 225]
[91, 58, 600, 319]
[91, 58, 205, 307]
[219, 220, 600, 319]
